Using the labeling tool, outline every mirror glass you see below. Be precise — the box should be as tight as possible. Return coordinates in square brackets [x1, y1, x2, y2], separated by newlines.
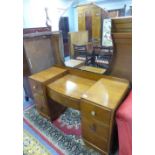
[63, 18, 113, 75]
[55, 2, 131, 75]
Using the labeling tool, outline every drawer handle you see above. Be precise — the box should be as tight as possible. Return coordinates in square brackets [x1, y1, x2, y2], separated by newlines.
[33, 86, 36, 89]
[91, 111, 96, 116]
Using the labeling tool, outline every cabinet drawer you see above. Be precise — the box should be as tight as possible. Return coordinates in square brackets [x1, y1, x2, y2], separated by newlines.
[81, 100, 111, 125]
[39, 103, 49, 113]
[29, 79, 44, 94]
[82, 121, 108, 152]
[33, 93, 46, 105]
[82, 117, 109, 141]
[47, 89, 80, 110]
[36, 104, 50, 115]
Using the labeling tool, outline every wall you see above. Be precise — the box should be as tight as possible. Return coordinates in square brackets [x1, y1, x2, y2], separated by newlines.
[23, 0, 46, 28]
[23, 0, 75, 31]
[23, 0, 132, 31]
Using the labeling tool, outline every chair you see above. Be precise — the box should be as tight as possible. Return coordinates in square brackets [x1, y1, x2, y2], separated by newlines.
[73, 44, 92, 65]
[116, 91, 132, 155]
[93, 45, 113, 69]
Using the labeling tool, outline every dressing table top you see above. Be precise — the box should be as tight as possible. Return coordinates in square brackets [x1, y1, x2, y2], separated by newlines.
[29, 67, 67, 83]
[82, 78, 129, 110]
[47, 74, 95, 100]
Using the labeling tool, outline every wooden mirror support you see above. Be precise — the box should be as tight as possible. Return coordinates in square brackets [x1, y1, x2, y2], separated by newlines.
[110, 17, 132, 83]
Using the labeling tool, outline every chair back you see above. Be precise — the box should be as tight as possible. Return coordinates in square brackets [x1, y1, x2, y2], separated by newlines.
[73, 44, 87, 59]
[93, 45, 113, 69]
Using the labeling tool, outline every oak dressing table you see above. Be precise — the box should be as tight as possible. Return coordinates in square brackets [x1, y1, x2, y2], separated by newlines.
[29, 66, 129, 155]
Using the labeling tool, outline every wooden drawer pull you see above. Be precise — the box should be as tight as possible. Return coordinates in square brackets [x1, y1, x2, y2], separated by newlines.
[91, 111, 96, 116]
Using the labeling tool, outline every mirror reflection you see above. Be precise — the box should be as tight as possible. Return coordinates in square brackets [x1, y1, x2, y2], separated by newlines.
[61, 3, 115, 74]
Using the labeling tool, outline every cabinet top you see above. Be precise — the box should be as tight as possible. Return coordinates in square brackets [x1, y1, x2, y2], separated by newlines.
[47, 74, 96, 100]
[82, 78, 129, 110]
[29, 67, 67, 83]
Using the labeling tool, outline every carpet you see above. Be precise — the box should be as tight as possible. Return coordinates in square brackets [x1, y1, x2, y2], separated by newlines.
[23, 129, 51, 155]
[23, 104, 100, 155]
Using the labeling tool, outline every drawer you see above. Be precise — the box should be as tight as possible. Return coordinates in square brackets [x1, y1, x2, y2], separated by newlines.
[33, 93, 46, 105]
[47, 89, 80, 110]
[36, 104, 50, 119]
[81, 100, 111, 125]
[82, 120, 108, 152]
[82, 117, 109, 141]
[29, 79, 44, 94]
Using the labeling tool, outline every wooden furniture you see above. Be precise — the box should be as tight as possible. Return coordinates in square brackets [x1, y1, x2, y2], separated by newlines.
[77, 3, 109, 43]
[80, 66, 106, 74]
[110, 17, 132, 82]
[23, 30, 65, 100]
[23, 47, 33, 100]
[29, 67, 67, 119]
[29, 66, 130, 155]
[108, 5, 126, 18]
[65, 59, 84, 68]
[59, 17, 69, 57]
[93, 46, 113, 69]
[50, 32, 65, 66]
[23, 29, 54, 100]
[24, 32, 55, 74]
[23, 27, 51, 34]
[68, 31, 88, 58]
[73, 44, 92, 65]
[24, 31, 64, 74]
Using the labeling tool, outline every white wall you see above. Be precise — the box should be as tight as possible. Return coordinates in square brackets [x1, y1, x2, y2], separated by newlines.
[23, 0, 74, 30]
[23, 0, 46, 28]
[23, 0, 132, 31]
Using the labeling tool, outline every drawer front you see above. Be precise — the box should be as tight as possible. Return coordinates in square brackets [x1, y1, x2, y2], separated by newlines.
[36, 102, 49, 114]
[81, 100, 111, 125]
[34, 93, 50, 116]
[33, 92, 46, 105]
[82, 117, 109, 141]
[29, 79, 50, 119]
[47, 89, 80, 110]
[82, 120, 108, 152]
[29, 79, 44, 94]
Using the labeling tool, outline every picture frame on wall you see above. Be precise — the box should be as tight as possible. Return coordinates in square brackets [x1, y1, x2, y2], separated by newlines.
[102, 18, 113, 47]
